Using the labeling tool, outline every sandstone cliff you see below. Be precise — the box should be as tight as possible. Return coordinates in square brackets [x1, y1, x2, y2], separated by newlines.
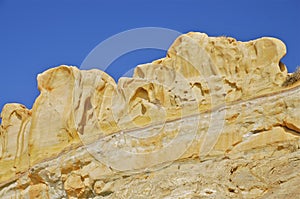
[0, 32, 299, 198]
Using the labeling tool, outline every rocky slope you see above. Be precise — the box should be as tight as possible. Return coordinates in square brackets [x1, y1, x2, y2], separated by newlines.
[0, 32, 299, 198]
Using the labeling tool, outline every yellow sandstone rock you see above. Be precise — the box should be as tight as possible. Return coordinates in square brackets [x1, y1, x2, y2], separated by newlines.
[0, 32, 299, 198]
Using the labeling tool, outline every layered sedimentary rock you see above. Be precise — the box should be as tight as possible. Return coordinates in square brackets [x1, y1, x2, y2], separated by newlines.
[0, 32, 299, 198]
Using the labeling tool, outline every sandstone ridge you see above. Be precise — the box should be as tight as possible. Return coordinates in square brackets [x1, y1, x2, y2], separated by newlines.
[0, 32, 300, 198]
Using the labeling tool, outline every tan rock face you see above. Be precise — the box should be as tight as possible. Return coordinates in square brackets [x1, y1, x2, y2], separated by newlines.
[64, 173, 85, 197]
[29, 183, 49, 199]
[0, 32, 299, 198]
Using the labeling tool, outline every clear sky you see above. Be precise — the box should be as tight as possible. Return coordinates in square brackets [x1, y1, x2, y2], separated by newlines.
[0, 0, 299, 112]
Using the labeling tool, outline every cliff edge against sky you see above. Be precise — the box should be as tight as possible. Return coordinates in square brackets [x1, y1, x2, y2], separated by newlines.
[0, 32, 300, 198]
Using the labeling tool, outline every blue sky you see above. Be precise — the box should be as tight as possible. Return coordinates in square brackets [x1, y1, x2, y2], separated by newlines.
[0, 0, 299, 112]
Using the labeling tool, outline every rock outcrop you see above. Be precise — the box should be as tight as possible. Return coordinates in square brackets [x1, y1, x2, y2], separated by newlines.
[0, 32, 299, 198]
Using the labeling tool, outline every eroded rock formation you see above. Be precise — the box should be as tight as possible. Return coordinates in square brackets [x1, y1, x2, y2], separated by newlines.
[0, 32, 299, 198]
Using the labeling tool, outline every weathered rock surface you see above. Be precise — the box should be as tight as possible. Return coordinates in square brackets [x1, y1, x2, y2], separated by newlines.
[0, 32, 299, 198]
